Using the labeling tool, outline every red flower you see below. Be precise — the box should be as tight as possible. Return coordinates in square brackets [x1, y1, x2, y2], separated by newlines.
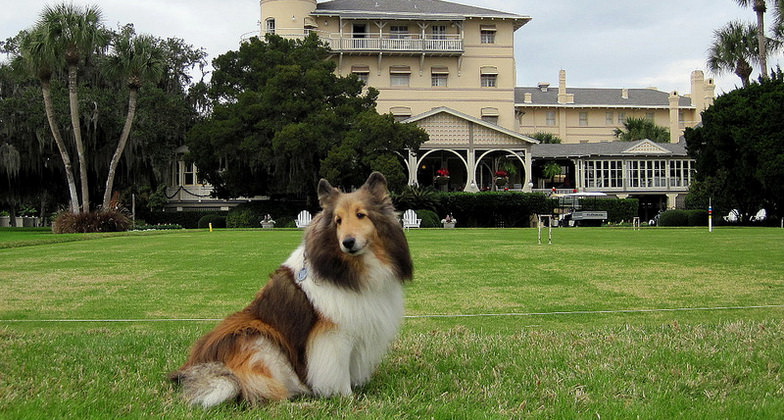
[495, 170, 508, 177]
[436, 168, 450, 177]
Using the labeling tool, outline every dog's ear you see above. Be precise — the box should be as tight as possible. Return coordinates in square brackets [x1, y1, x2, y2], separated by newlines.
[318, 178, 340, 208]
[363, 172, 389, 199]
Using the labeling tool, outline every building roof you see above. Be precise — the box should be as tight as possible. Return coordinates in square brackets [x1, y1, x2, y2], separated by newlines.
[515, 87, 693, 108]
[532, 139, 690, 159]
[314, 0, 531, 27]
[406, 106, 539, 145]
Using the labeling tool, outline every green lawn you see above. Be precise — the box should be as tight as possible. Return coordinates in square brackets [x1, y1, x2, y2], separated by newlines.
[1, 227, 782, 418]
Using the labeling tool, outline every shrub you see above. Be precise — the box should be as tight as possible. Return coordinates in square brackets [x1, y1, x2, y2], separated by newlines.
[416, 209, 440, 228]
[226, 207, 261, 228]
[198, 215, 226, 229]
[52, 210, 132, 233]
[394, 185, 438, 212]
[658, 210, 689, 226]
[686, 210, 708, 226]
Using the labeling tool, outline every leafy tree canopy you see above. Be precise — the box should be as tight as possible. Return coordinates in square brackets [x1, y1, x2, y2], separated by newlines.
[613, 116, 670, 142]
[684, 70, 784, 220]
[0, 24, 206, 215]
[528, 132, 562, 144]
[186, 34, 427, 202]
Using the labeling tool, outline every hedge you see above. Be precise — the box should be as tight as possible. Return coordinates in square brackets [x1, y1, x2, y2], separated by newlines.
[658, 209, 708, 226]
[434, 192, 553, 228]
[198, 215, 226, 229]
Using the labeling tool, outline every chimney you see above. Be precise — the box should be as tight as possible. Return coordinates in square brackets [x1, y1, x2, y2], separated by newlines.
[621, 88, 628, 99]
[668, 91, 680, 143]
[557, 69, 574, 104]
[524, 92, 533, 103]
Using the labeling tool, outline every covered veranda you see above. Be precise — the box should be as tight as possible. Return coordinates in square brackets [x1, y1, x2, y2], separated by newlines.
[403, 107, 538, 192]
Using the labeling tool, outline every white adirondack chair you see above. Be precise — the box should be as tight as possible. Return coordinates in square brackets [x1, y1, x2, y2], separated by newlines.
[295, 210, 312, 228]
[402, 209, 421, 229]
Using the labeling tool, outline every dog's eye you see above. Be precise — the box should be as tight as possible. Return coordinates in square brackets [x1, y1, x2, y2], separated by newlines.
[335, 217, 342, 225]
[356, 212, 366, 219]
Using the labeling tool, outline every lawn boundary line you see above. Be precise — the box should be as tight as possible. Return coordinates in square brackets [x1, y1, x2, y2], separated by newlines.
[404, 304, 784, 318]
[2, 304, 783, 323]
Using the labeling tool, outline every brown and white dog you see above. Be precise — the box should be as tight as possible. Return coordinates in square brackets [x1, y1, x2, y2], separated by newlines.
[170, 172, 413, 407]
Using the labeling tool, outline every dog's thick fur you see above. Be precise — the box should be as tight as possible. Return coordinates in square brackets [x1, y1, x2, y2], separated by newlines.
[170, 172, 413, 407]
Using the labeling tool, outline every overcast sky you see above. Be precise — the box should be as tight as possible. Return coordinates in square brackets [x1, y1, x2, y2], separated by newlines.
[2, 0, 781, 95]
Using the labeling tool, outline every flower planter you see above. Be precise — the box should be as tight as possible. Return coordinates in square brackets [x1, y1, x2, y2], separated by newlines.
[0, 216, 9, 227]
[261, 222, 275, 229]
[442, 221, 456, 228]
[495, 177, 508, 187]
[434, 176, 450, 186]
[14, 217, 23, 227]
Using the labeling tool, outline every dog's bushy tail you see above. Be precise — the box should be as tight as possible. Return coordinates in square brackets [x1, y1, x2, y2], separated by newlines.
[170, 362, 241, 408]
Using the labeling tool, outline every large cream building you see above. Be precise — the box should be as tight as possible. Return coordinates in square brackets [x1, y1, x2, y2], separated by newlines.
[167, 0, 715, 218]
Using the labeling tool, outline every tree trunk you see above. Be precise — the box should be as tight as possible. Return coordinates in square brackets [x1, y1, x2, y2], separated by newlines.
[102, 88, 138, 210]
[41, 79, 80, 213]
[755, 1, 768, 79]
[68, 64, 90, 212]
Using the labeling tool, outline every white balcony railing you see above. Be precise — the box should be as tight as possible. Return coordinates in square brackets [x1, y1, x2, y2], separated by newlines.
[325, 34, 463, 54]
[258, 31, 464, 54]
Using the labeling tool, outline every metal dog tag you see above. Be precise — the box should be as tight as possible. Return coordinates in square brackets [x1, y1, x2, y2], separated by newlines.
[297, 267, 308, 283]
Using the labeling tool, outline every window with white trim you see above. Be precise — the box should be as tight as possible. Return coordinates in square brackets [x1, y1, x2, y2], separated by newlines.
[627, 160, 667, 188]
[351, 65, 370, 85]
[669, 159, 693, 187]
[432, 25, 447, 39]
[546, 111, 556, 126]
[480, 25, 496, 44]
[265, 18, 276, 34]
[431, 66, 449, 87]
[481, 74, 497, 87]
[390, 26, 409, 39]
[390, 66, 411, 87]
[178, 161, 200, 186]
[584, 160, 622, 189]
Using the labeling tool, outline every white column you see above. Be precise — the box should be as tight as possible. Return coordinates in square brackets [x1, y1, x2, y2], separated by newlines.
[464, 149, 479, 192]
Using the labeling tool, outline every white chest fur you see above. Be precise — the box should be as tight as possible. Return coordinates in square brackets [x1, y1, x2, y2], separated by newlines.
[283, 245, 405, 396]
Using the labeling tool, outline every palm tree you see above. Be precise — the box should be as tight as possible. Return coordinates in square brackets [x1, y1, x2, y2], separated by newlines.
[101, 34, 165, 209]
[773, 0, 784, 40]
[735, 0, 770, 77]
[707, 21, 758, 87]
[37, 4, 107, 212]
[613, 117, 669, 142]
[19, 27, 80, 213]
[735, 0, 769, 78]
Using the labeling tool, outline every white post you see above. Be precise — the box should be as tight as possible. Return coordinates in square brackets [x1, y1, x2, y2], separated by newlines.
[708, 198, 713, 233]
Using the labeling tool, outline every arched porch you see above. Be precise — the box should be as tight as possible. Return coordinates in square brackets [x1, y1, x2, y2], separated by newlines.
[404, 107, 537, 192]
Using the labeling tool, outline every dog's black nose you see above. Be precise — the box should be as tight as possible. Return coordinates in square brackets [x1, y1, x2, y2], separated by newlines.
[342, 238, 356, 250]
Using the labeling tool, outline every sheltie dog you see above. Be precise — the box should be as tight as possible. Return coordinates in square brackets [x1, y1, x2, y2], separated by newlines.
[170, 172, 413, 407]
